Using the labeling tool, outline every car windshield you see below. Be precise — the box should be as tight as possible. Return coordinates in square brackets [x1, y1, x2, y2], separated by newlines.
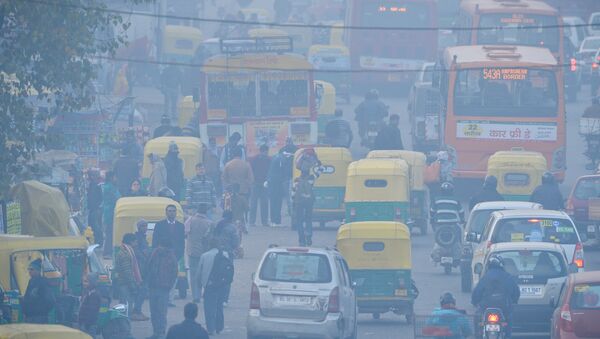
[571, 284, 600, 309]
[574, 177, 600, 200]
[492, 250, 566, 279]
[467, 209, 495, 234]
[582, 39, 600, 51]
[453, 68, 558, 117]
[492, 218, 579, 244]
[259, 252, 332, 283]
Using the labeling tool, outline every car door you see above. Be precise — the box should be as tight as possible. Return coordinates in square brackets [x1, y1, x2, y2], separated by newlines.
[335, 256, 355, 334]
[472, 216, 496, 284]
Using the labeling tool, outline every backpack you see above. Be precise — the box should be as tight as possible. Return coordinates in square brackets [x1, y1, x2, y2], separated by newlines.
[481, 278, 511, 311]
[208, 250, 234, 286]
[294, 176, 314, 203]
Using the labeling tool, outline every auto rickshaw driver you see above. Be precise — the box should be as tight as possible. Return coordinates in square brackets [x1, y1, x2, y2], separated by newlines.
[22, 258, 55, 324]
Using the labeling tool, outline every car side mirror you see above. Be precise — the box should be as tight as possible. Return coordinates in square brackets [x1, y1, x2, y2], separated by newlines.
[466, 232, 479, 243]
[474, 263, 483, 275]
[568, 263, 579, 274]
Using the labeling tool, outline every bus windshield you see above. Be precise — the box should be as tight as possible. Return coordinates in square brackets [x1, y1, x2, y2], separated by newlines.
[361, 2, 431, 28]
[207, 73, 256, 117]
[453, 68, 558, 117]
[477, 14, 560, 53]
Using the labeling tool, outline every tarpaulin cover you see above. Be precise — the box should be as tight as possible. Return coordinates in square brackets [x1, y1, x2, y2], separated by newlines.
[10, 180, 69, 236]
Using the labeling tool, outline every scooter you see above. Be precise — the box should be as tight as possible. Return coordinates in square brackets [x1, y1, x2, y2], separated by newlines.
[430, 209, 462, 274]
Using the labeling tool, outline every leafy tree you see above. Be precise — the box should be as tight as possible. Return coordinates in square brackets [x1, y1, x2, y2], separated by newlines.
[0, 0, 150, 194]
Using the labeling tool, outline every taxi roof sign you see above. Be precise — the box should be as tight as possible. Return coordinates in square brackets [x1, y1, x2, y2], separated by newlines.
[220, 36, 293, 55]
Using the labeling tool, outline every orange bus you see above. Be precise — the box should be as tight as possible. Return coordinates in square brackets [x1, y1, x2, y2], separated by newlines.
[457, 0, 564, 61]
[198, 37, 317, 156]
[433, 45, 566, 180]
[344, 0, 438, 87]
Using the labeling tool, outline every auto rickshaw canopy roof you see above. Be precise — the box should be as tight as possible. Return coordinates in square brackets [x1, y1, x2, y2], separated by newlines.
[345, 159, 409, 202]
[487, 150, 547, 170]
[203, 53, 313, 72]
[346, 158, 409, 177]
[0, 324, 91, 339]
[293, 147, 352, 187]
[337, 221, 410, 240]
[142, 136, 203, 178]
[366, 150, 426, 190]
[113, 197, 184, 222]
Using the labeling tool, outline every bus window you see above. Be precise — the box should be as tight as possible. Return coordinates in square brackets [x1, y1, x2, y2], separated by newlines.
[207, 74, 257, 117]
[360, 2, 430, 28]
[453, 68, 558, 117]
[477, 14, 560, 53]
[259, 72, 309, 116]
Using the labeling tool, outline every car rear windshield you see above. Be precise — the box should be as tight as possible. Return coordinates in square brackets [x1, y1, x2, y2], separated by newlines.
[492, 250, 566, 279]
[492, 218, 579, 244]
[259, 252, 332, 283]
[574, 177, 600, 200]
[571, 284, 600, 309]
[467, 209, 495, 234]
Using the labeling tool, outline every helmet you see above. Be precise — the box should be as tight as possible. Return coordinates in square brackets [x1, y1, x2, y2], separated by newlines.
[488, 254, 504, 269]
[542, 171, 555, 185]
[483, 175, 498, 189]
[440, 182, 454, 195]
[440, 292, 456, 306]
[365, 89, 379, 100]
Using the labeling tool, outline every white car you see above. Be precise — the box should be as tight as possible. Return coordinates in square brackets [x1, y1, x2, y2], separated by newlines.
[461, 201, 542, 292]
[477, 242, 578, 336]
[471, 209, 584, 286]
[247, 246, 358, 339]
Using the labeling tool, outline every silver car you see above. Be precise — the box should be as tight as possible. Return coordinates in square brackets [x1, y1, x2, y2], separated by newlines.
[247, 247, 358, 339]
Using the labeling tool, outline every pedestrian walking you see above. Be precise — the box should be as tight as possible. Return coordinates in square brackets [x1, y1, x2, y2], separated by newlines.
[102, 171, 120, 258]
[292, 169, 316, 246]
[219, 132, 246, 170]
[160, 62, 183, 117]
[224, 183, 249, 237]
[22, 259, 55, 324]
[186, 163, 217, 214]
[164, 142, 185, 201]
[222, 147, 254, 198]
[148, 153, 168, 196]
[146, 237, 179, 339]
[133, 219, 151, 321]
[266, 150, 286, 226]
[204, 137, 222, 197]
[114, 147, 140, 196]
[195, 238, 234, 335]
[87, 169, 103, 246]
[115, 233, 142, 317]
[187, 204, 214, 304]
[211, 211, 239, 305]
[152, 204, 186, 261]
[166, 302, 209, 339]
[249, 145, 271, 227]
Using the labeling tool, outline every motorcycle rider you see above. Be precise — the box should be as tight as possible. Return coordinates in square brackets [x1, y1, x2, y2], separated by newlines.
[471, 255, 520, 339]
[428, 292, 473, 339]
[431, 182, 464, 222]
[469, 175, 504, 211]
[530, 172, 564, 210]
[324, 109, 353, 148]
[354, 89, 388, 145]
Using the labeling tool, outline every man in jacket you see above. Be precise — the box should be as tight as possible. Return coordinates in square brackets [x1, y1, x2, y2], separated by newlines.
[166, 303, 209, 339]
[249, 145, 271, 227]
[219, 132, 246, 170]
[152, 205, 185, 261]
[186, 163, 217, 214]
[354, 89, 388, 142]
[187, 204, 214, 303]
[222, 147, 254, 198]
[325, 109, 353, 148]
[115, 233, 142, 318]
[147, 237, 178, 339]
[292, 169, 316, 246]
[22, 259, 55, 324]
[530, 172, 564, 210]
[373, 114, 404, 150]
[469, 176, 505, 210]
[148, 153, 168, 196]
[164, 142, 185, 201]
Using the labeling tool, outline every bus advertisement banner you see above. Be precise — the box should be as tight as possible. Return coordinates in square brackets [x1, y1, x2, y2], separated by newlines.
[245, 120, 290, 156]
[456, 121, 558, 141]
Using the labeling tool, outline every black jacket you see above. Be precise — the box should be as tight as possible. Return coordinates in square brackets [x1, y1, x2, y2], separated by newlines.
[469, 188, 504, 210]
[472, 267, 520, 314]
[167, 319, 209, 339]
[152, 219, 185, 260]
[373, 125, 404, 150]
[23, 276, 55, 318]
[87, 182, 103, 211]
[530, 183, 564, 210]
[114, 157, 140, 196]
[164, 153, 185, 198]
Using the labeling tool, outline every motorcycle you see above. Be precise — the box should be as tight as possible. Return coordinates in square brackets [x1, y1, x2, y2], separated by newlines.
[361, 120, 383, 148]
[480, 308, 508, 339]
[430, 209, 462, 274]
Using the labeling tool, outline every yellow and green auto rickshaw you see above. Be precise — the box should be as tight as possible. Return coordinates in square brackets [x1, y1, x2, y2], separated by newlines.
[486, 149, 547, 201]
[367, 150, 429, 234]
[142, 136, 203, 200]
[0, 235, 127, 337]
[0, 324, 91, 339]
[112, 197, 188, 298]
[336, 221, 416, 321]
[178, 95, 197, 128]
[162, 25, 203, 63]
[314, 80, 336, 144]
[293, 147, 352, 228]
[344, 159, 410, 223]
[308, 44, 351, 103]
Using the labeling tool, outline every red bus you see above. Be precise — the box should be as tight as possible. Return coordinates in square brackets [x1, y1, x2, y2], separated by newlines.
[344, 0, 438, 88]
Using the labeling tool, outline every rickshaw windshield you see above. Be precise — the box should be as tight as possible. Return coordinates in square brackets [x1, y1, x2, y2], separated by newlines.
[259, 252, 332, 283]
[11, 249, 86, 293]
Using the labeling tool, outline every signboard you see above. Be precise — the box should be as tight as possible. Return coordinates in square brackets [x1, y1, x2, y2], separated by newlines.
[245, 120, 289, 156]
[456, 121, 557, 141]
[6, 201, 22, 234]
[483, 68, 528, 81]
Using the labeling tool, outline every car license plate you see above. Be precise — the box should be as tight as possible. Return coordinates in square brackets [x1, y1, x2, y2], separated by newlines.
[277, 295, 312, 305]
[588, 225, 596, 233]
[485, 324, 500, 332]
[441, 257, 453, 264]
[520, 285, 544, 296]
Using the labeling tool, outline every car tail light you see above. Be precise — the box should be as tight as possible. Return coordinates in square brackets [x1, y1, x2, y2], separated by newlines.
[250, 283, 260, 310]
[593, 62, 599, 69]
[573, 242, 584, 268]
[560, 303, 573, 332]
[571, 58, 577, 72]
[487, 313, 500, 324]
[350, 208, 356, 217]
[327, 287, 340, 313]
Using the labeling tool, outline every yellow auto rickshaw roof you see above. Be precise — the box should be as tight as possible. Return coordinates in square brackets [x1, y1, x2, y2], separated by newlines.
[248, 28, 289, 38]
[0, 235, 89, 252]
[367, 150, 426, 165]
[337, 221, 410, 240]
[0, 324, 91, 339]
[312, 147, 353, 161]
[308, 44, 349, 55]
[164, 25, 203, 40]
[488, 150, 547, 169]
[347, 159, 409, 176]
[203, 53, 313, 72]
[114, 197, 184, 222]
[144, 137, 202, 155]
